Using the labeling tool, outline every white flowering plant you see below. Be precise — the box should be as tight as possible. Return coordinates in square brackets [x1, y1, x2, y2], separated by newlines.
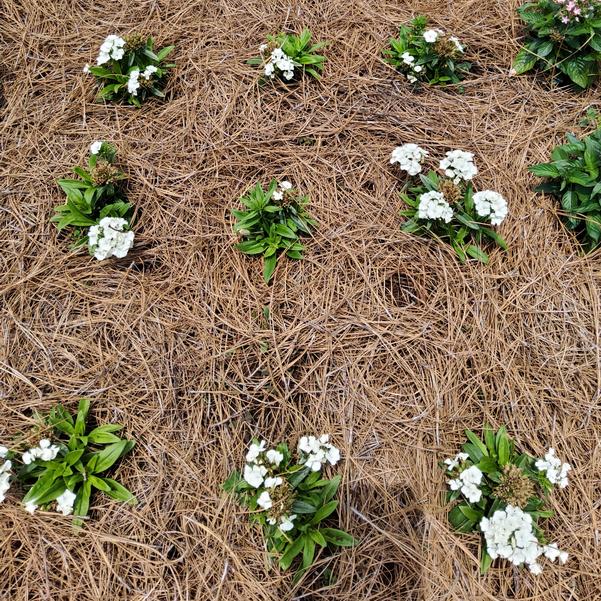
[84, 34, 175, 106]
[529, 127, 601, 251]
[512, 1, 601, 89]
[392, 144, 508, 263]
[384, 16, 471, 86]
[233, 179, 316, 282]
[12, 399, 136, 525]
[223, 435, 355, 579]
[248, 29, 327, 83]
[53, 142, 135, 260]
[444, 426, 570, 575]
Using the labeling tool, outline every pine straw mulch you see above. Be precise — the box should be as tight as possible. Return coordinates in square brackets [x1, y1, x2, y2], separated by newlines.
[1, 0, 601, 599]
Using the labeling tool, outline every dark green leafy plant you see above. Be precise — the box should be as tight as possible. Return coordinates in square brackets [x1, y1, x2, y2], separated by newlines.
[224, 436, 355, 581]
[383, 16, 471, 86]
[444, 426, 569, 575]
[53, 142, 132, 246]
[512, 0, 601, 89]
[85, 34, 175, 106]
[17, 399, 136, 525]
[233, 179, 316, 282]
[529, 128, 601, 251]
[248, 29, 327, 83]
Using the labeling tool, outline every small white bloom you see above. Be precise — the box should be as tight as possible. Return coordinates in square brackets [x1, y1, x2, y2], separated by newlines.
[264, 62, 275, 77]
[83, 64, 91, 74]
[401, 51, 415, 65]
[279, 514, 297, 532]
[0, 446, 7, 458]
[418, 191, 453, 223]
[243, 463, 267, 488]
[264, 476, 283, 488]
[246, 440, 267, 463]
[272, 190, 284, 201]
[127, 69, 141, 96]
[448, 478, 462, 491]
[413, 65, 423, 73]
[439, 150, 478, 184]
[280, 180, 293, 191]
[473, 190, 508, 226]
[407, 74, 417, 83]
[535, 448, 570, 488]
[257, 490, 272, 510]
[96, 52, 110, 66]
[90, 141, 103, 155]
[390, 143, 428, 176]
[24, 501, 38, 514]
[444, 452, 469, 471]
[259, 43, 268, 54]
[88, 217, 135, 261]
[22, 451, 33, 465]
[265, 449, 284, 466]
[56, 489, 77, 516]
[423, 29, 440, 43]
[142, 65, 158, 80]
[449, 36, 464, 52]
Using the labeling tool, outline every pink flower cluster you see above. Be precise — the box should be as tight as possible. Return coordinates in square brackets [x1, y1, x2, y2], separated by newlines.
[555, 0, 597, 24]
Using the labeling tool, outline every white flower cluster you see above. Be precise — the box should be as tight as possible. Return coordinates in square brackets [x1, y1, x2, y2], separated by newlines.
[390, 143, 429, 176]
[0, 446, 11, 504]
[22, 439, 60, 464]
[418, 191, 454, 223]
[90, 140, 103, 155]
[423, 29, 464, 53]
[399, 52, 424, 83]
[88, 217, 135, 261]
[439, 150, 478, 184]
[480, 505, 567, 574]
[444, 451, 469, 472]
[473, 190, 508, 226]
[96, 35, 126, 66]
[535, 448, 570, 489]
[272, 180, 293, 202]
[56, 489, 77, 516]
[127, 65, 158, 96]
[261, 46, 296, 81]
[448, 465, 483, 503]
[298, 434, 341, 472]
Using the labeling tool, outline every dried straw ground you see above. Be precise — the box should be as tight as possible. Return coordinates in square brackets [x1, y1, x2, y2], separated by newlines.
[1, 0, 601, 599]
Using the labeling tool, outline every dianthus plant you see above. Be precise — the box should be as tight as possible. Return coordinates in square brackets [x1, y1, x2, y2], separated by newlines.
[233, 179, 316, 282]
[53, 141, 135, 260]
[223, 435, 355, 579]
[392, 144, 508, 263]
[384, 16, 471, 86]
[529, 127, 601, 251]
[248, 29, 327, 83]
[512, 1, 601, 89]
[8, 399, 135, 525]
[444, 426, 570, 575]
[84, 34, 175, 106]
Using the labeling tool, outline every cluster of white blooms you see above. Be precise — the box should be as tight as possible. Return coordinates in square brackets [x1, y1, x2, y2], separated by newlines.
[90, 140, 103, 155]
[535, 448, 571, 489]
[88, 217, 135, 261]
[480, 505, 567, 574]
[417, 191, 454, 223]
[127, 65, 158, 96]
[267, 513, 297, 531]
[444, 452, 469, 472]
[272, 180, 293, 202]
[22, 439, 60, 465]
[96, 35, 126, 66]
[390, 143, 429, 176]
[56, 489, 77, 516]
[473, 190, 508, 226]
[439, 150, 478, 184]
[0, 446, 11, 504]
[423, 29, 463, 53]
[298, 434, 341, 472]
[399, 51, 424, 83]
[262, 46, 296, 81]
[448, 465, 483, 503]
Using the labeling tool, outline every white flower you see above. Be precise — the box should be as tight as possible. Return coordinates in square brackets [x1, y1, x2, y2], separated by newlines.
[0, 473, 10, 504]
[448, 465, 483, 502]
[280, 180, 293, 190]
[0, 446, 7, 458]
[88, 217, 135, 261]
[259, 43, 268, 54]
[279, 514, 297, 532]
[439, 150, 478, 184]
[529, 562, 543, 575]
[444, 452, 469, 471]
[263, 47, 295, 80]
[56, 489, 77, 516]
[407, 74, 417, 84]
[96, 35, 126, 65]
[283, 70, 294, 80]
[413, 65, 423, 73]
[90, 141, 103, 155]
[423, 29, 440, 43]
[265, 449, 284, 466]
[24, 501, 38, 514]
[401, 51, 415, 65]
[83, 64, 91, 74]
[96, 52, 110, 66]
[418, 191, 453, 223]
[298, 434, 340, 472]
[264, 476, 283, 488]
[390, 143, 428, 176]
[449, 36, 464, 52]
[544, 543, 569, 564]
[535, 448, 571, 488]
[257, 490, 272, 510]
[127, 69, 141, 96]
[246, 440, 267, 463]
[448, 478, 462, 491]
[473, 190, 508, 226]
[272, 190, 284, 201]
[142, 65, 158, 80]
[22, 451, 33, 465]
[264, 62, 275, 77]
[243, 463, 267, 488]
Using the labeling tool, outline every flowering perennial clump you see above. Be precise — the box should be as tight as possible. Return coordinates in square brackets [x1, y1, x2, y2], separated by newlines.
[392, 144, 508, 263]
[513, 0, 601, 89]
[233, 179, 316, 282]
[384, 16, 471, 86]
[444, 426, 570, 574]
[249, 29, 326, 83]
[224, 435, 354, 577]
[53, 142, 135, 260]
[84, 34, 175, 105]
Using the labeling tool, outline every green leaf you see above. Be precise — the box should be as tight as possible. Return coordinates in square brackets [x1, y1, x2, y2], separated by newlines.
[279, 537, 304, 571]
[88, 440, 130, 473]
[309, 500, 338, 525]
[529, 163, 560, 178]
[465, 430, 488, 456]
[102, 478, 137, 504]
[292, 500, 317, 514]
[561, 56, 593, 89]
[496, 427, 510, 466]
[263, 253, 277, 283]
[320, 528, 356, 547]
[309, 529, 327, 547]
[73, 480, 92, 523]
[480, 548, 493, 575]
[74, 399, 90, 436]
[89, 475, 112, 491]
[302, 536, 316, 569]
[466, 245, 489, 264]
[87, 424, 124, 444]
[512, 46, 539, 75]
